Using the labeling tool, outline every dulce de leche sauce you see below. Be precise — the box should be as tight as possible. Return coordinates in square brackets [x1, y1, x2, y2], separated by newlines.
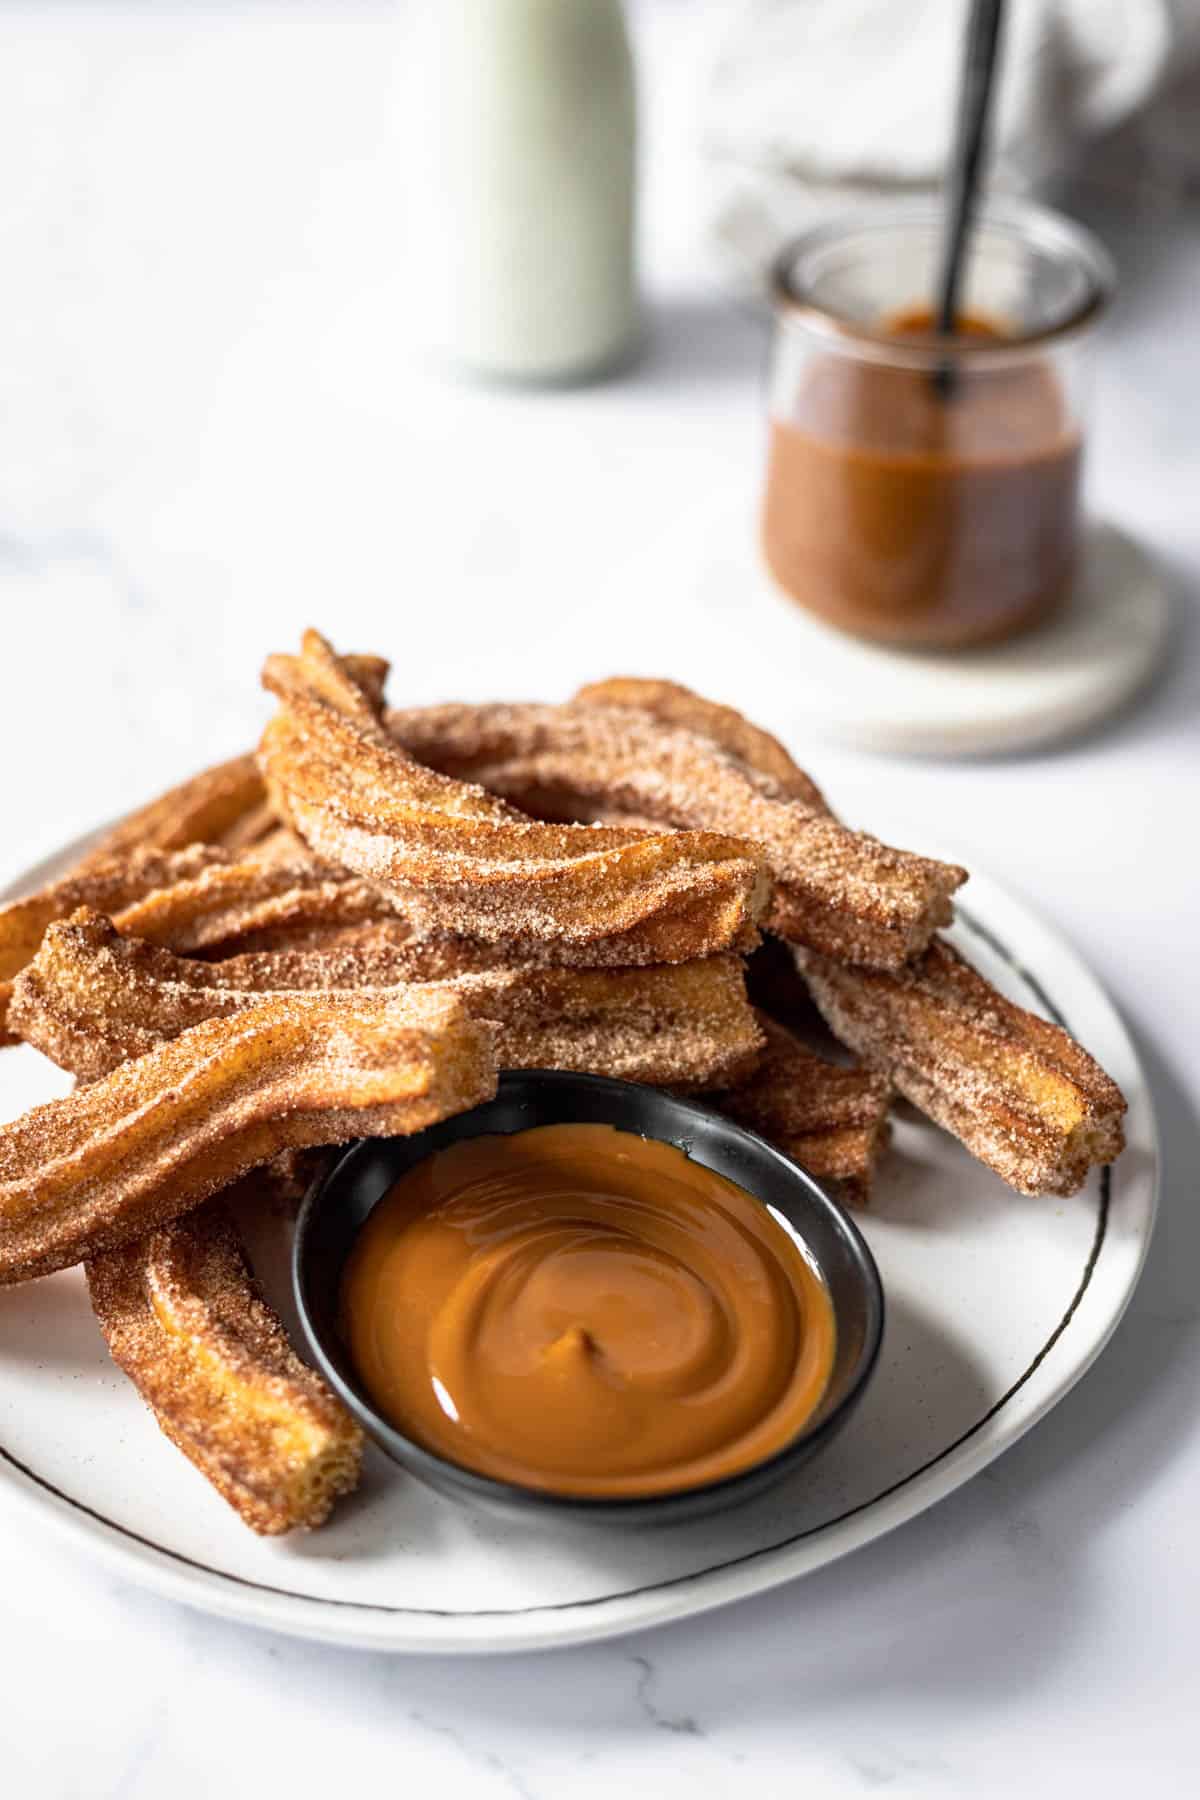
[762, 307, 1081, 647]
[340, 1123, 836, 1498]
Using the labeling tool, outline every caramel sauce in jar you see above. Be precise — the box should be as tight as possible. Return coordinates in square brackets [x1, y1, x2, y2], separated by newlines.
[762, 308, 1082, 648]
[340, 1123, 836, 1498]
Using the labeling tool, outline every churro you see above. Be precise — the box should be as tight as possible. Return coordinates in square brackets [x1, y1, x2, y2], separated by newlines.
[708, 1013, 891, 1207]
[574, 676, 824, 806]
[0, 845, 231, 1043]
[88, 1187, 363, 1533]
[563, 678, 1127, 1195]
[260, 630, 769, 960]
[109, 851, 409, 958]
[0, 844, 428, 1043]
[797, 939, 1126, 1196]
[0, 985, 497, 1284]
[108, 849, 738, 973]
[13, 909, 762, 1091]
[388, 699, 965, 969]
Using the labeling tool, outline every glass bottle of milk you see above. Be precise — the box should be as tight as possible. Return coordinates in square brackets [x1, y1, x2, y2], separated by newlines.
[409, 0, 638, 382]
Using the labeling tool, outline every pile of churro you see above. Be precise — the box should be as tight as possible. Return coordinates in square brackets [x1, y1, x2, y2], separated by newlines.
[0, 630, 1126, 1534]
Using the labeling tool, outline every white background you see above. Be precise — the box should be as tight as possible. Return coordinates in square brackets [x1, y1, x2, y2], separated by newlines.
[1, 4, 1198, 1795]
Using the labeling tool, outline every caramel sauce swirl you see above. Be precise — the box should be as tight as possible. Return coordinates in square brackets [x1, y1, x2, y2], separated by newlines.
[341, 1123, 835, 1498]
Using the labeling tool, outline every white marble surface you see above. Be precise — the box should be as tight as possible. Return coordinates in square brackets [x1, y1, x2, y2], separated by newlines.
[1, 4, 1199, 1795]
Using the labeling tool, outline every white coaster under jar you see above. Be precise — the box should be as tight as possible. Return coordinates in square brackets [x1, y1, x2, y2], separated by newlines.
[696, 518, 1170, 757]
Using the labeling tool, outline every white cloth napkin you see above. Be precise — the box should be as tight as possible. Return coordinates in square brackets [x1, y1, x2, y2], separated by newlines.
[701, 0, 1199, 289]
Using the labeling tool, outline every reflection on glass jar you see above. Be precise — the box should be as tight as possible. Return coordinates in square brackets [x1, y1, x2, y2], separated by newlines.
[761, 203, 1113, 649]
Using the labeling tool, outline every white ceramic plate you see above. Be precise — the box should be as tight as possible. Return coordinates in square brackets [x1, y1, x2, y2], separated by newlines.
[0, 833, 1157, 1654]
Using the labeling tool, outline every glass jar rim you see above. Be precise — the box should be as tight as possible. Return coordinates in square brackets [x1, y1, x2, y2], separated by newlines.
[770, 197, 1114, 364]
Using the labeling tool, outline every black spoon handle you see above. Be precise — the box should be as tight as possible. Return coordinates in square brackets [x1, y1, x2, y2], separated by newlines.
[935, 0, 1006, 337]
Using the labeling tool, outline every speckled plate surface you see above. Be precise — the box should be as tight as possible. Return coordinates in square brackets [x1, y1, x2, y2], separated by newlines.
[0, 831, 1157, 1654]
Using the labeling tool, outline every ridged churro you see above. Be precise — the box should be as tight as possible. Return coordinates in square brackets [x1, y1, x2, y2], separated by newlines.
[0, 985, 497, 1284]
[260, 630, 769, 961]
[708, 1013, 892, 1207]
[563, 679, 1127, 1196]
[108, 852, 409, 958]
[107, 849, 731, 973]
[0, 844, 430, 1044]
[797, 939, 1126, 1196]
[388, 699, 965, 969]
[574, 676, 824, 806]
[13, 909, 762, 1092]
[0, 845, 232, 1043]
[88, 1188, 363, 1533]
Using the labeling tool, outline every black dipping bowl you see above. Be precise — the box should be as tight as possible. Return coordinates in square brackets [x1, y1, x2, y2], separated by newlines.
[293, 1070, 884, 1527]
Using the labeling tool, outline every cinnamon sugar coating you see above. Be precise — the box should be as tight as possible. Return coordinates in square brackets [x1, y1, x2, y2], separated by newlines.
[260, 631, 769, 960]
[388, 699, 965, 970]
[10, 840, 747, 990]
[0, 985, 497, 1284]
[0, 845, 231, 1043]
[14, 909, 763, 1092]
[708, 1013, 892, 1208]
[562, 677, 1126, 1196]
[574, 676, 826, 807]
[108, 851, 408, 957]
[797, 939, 1127, 1196]
[87, 1190, 363, 1533]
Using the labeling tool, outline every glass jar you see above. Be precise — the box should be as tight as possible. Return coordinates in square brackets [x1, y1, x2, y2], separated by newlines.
[761, 201, 1113, 648]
